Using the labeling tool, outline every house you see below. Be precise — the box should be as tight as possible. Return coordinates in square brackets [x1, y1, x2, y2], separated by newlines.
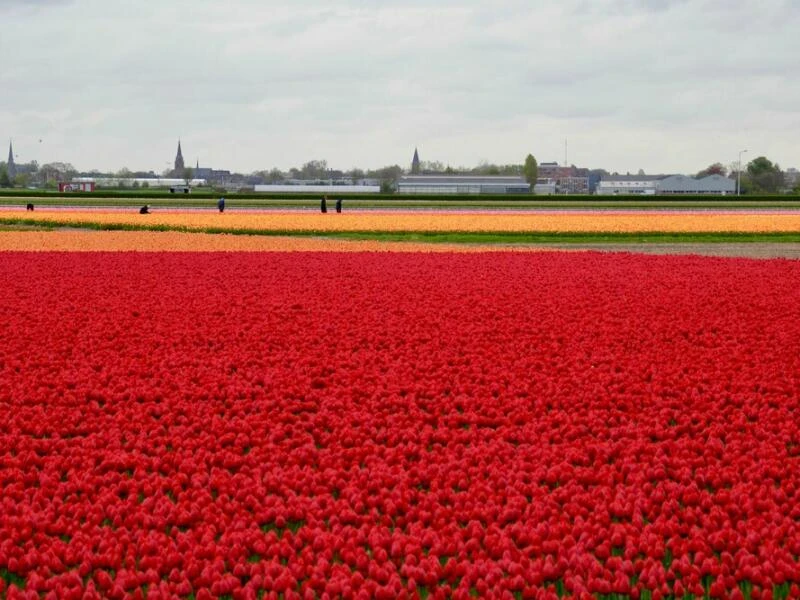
[536, 162, 590, 194]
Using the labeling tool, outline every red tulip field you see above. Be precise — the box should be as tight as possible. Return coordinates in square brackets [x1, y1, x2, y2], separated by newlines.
[1, 251, 799, 599]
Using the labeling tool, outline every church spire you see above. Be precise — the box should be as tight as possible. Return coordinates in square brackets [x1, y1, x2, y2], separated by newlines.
[174, 140, 185, 173]
[7, 140, 16, 180]
[411, 147, 420, 174]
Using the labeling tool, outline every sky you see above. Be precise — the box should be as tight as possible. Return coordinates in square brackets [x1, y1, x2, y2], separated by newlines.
[1, 0, 798, 175]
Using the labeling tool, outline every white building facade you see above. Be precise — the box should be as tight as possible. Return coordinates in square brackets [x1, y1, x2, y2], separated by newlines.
[595, 175, 664, 195]
[596, 174, 736, 195]
[397, 175, 530, 194]
[254, 184, 380, 193]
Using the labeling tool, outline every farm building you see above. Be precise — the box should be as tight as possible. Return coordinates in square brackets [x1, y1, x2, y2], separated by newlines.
[597, 174, 735, 195]
[397, 175, 530, 195]
[71, 177, 207, 189]
[254, 183, 380, 193]
[58, 181, 95, 192]
[534, 178, 557, 195]
[595, 174, 666, 195]
[657, 174, 736, 195]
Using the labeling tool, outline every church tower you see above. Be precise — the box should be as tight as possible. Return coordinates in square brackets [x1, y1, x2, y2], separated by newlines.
[7, 140, 16, 180]
[411, 147, 420, 174]
[174, 140, 185, 174]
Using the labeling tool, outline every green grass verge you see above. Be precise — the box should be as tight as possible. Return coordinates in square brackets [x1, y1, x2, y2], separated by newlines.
[2, 194, 800, 210]
[2, 217, 800, 244]
[319, 230, 800, 244]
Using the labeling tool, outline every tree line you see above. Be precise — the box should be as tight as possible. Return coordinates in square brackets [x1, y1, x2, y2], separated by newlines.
[696, 157, 795, 194]
[1, 154, 796, 194]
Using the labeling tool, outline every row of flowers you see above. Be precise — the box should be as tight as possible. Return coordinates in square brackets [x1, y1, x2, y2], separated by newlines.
[0, 231, 554, 253]
[2, 209, 800, 233]
[1, 251, 799, 598]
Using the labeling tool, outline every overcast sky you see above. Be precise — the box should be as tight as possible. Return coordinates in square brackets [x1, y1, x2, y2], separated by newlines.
[1, 0, 798, 175]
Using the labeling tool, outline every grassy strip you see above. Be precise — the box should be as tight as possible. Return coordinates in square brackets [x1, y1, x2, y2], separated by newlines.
[3, 196, 800, 210]
[317, 230, 800, 244]
[1, 188, 799, 202]
[2, 217, 800, 244]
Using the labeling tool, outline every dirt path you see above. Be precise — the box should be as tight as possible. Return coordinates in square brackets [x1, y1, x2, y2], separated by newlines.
[539, 243, 800, 259]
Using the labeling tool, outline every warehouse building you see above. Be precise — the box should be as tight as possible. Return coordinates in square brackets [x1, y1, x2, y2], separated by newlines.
[254, 183, 380, 193]
[657, 174, 736, 195]
[595, 174, 665, 195]
[597, 173, 736, 195]
[397, 175, 530, 194]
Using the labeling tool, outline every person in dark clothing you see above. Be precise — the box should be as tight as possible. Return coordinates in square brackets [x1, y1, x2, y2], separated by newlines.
[335, 198, 342, 213]
[139, 205, 150, 214]
[26, 203, 34, 211]
[320, 196, 328, 214]
[218, 197, 225, 213]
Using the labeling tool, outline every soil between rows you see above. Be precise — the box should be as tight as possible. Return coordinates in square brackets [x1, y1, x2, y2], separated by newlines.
[540, 243, 800, 259]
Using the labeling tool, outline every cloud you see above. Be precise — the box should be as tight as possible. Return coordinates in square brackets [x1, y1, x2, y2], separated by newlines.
[0, 0, 798, 174]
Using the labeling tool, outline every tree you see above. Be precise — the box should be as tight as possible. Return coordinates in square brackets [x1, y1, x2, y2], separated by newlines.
[299, 160, 328, 180]
[696, 162, 727, 178]
[183, 167, 194, 185]
[419, 160, 445, 174]
[472, 161, 502, 176]
[40, 162, 77, 187]
[268, 168, 284, 183]
[0, 165, 11, 188]
[523, 154, 538, 190]
[348, 168, 365, 183]
[14, 172, 31, 188]
[471, 163, 523, 176]
[367, 165, 403, 192]
[746, 156, 783, 193]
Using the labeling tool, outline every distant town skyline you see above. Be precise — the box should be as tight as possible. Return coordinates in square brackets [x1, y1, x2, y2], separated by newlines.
[1, 1, 798, 174]
[0, 137, 793, 181]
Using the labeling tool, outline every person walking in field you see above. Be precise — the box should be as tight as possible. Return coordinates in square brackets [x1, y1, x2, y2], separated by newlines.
[320, 196, 328, 214]
[335, 198, 342, 213]
[218, 197, 225, 213]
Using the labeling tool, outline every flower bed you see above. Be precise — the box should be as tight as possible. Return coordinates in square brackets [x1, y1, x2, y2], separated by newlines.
[1, 252, 799, 599]
[2, 209, 800, 233]
[0, 231, 561, 253]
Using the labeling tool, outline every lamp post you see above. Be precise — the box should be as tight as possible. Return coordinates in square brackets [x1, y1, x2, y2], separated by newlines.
[737, 149, 747, 196]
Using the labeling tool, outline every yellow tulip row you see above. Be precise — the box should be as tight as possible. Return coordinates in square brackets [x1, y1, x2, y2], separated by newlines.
[0, 230, 560, 253]
[2, 210, 800, 233]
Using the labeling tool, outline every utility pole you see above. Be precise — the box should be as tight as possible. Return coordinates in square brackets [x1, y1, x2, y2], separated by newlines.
[737, 149, 747, 196]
